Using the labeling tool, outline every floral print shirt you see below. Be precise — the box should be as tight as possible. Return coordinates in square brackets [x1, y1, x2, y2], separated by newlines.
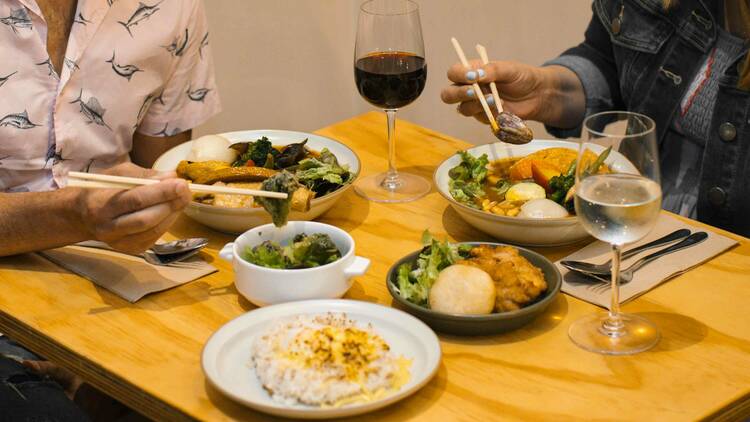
[0, 0, 221, 192]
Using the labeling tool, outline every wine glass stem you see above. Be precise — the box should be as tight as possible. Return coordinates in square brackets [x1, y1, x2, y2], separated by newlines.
[603, 243, 625, 335]
[382, 109, 402, 191]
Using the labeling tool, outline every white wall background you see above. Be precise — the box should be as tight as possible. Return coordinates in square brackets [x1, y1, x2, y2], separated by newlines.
[196, 1, 593, 144]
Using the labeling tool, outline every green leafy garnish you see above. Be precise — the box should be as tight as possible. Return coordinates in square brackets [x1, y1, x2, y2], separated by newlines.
[243, 233, 342, 269]
[255, 171, 299, 227]
[448, 151, 489, 209]
[295, 148, 352, 196]
[395, 230, 472, 307]
[231, 137, 276, 167]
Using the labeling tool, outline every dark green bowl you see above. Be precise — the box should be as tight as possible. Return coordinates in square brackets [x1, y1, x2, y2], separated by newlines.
[386, 242, 562, 336]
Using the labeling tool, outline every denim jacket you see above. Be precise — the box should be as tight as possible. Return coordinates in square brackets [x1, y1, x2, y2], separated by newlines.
[546, 0, 750, 237]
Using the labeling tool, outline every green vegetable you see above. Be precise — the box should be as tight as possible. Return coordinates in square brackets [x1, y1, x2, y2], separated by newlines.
[492, 180, 511, 198]
[448, 151, 489, 209]
[295, 148, 352, 196]
[395, 230, 472, 307]
[255, 171, 299, 227]
[243, 233, 342, 269]
[548, 146, 612, 208]
[231, 136, 275, 167]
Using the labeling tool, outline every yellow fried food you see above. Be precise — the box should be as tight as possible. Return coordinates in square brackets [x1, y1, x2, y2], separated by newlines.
[209, 182, 314, 212]
[176, 160, 277, 184]
[458, 245, 547, 312]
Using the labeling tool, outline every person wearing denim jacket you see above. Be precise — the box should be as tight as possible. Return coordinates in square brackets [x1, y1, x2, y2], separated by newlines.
[441, 0, 750, 237]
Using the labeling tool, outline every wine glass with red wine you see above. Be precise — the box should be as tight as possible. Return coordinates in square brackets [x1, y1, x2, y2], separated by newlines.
[354, 0, 430, 203]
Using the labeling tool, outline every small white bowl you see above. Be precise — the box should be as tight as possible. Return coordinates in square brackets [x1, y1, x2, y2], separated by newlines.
[219, 221, 370, 307]
[434, 140, 637, 247]
[153, 130, 360, 234]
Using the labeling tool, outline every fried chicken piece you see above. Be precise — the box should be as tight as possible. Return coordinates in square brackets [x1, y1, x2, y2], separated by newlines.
[457, 245, 547, 312]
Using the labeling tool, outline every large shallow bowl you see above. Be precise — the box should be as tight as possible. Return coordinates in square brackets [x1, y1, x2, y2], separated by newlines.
[386, 242, 562, 336]
[153, 130, 360, 234]
[434, 140, 637, 247]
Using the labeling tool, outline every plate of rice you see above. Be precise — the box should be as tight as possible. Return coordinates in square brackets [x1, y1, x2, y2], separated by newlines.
[201, 299, 441, 419]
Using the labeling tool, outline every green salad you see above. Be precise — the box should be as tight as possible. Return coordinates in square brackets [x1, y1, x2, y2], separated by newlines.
[243, 233, 342, 269]
[395, 231, 472, 307]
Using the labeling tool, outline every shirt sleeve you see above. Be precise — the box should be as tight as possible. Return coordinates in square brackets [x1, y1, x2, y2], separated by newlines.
[136, 0, 221, 137]
[542, 2, 623, 138]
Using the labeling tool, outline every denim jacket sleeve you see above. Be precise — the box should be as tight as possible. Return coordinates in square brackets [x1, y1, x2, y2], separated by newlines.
[542, 2, 625, 138]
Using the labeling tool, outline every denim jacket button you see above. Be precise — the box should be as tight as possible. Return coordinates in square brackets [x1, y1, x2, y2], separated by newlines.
[708, 187, 726, 206]
[719, 122, 737, 142]
[611, 17, 622, 35]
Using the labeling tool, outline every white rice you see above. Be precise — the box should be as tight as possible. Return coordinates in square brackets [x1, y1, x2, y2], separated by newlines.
[250, 312, 407, 407]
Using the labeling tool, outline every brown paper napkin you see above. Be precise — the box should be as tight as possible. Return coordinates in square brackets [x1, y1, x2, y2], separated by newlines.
[38, 245, 217, 303]
[555, 214, 738, 308]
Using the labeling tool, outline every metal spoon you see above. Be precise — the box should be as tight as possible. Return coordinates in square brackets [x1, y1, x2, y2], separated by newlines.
[561, 229, 691, 276]
[150, 238, 209, 256]
[572, 232, 708, 284]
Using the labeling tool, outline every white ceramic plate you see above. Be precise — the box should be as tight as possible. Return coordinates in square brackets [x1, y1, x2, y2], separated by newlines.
[153, 130, 360, 234]
[201, 299, 441, 419]
[434, 140, 637, 247]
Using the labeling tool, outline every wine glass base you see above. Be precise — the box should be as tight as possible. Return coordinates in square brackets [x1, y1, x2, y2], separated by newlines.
[354, 172, 431, 203]
[568, 313, 659, 355]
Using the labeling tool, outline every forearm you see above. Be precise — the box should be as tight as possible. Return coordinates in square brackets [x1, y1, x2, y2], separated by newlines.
[0, 189, 88, 256]
[537, 65, 586, 129]
[130, 130, 192, 168]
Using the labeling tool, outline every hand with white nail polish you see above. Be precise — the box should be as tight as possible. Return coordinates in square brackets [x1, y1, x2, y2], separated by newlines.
[440, 59, 586, 130]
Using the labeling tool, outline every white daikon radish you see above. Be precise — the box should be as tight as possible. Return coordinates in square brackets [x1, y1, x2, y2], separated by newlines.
[186, 135, 238, 163]
[518, 198, 569, 219]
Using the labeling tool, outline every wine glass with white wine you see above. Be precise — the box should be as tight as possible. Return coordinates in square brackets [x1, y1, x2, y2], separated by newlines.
[568, 111, 662, 355]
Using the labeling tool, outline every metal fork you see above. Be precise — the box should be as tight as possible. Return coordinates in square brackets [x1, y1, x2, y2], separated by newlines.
[575, 232, 708, 292]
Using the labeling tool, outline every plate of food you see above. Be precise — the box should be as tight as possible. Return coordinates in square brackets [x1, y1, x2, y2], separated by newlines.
[386, 231, 561, 336]
[434, 140, 637, 246]
[153, 130, 360, 233]
[201, 299, 441, 419]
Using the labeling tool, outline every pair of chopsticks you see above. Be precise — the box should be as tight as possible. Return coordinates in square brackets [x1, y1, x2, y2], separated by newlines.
[450, 37, 505, 132]
[67, 172, 289, 199]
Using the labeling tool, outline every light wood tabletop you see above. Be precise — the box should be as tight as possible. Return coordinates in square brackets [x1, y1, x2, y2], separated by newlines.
[1, 112, 749, 421]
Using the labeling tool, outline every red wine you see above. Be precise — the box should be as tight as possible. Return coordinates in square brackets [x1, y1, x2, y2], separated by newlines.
[355, 52, 427, 109]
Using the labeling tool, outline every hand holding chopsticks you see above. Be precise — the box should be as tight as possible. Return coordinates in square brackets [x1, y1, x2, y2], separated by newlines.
[450, 38, 534, 144]
[67, 171, 289, 199]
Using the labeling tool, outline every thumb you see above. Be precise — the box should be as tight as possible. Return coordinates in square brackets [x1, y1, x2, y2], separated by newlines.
[448, 60, 524, 85]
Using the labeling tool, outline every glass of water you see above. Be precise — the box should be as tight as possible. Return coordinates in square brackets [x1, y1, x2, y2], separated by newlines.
[568, 111, 662, 355]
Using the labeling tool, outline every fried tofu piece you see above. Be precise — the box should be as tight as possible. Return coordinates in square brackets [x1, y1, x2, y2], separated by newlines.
[209, 182, 314, 212]
[176, 160, 277, 184]
[457, 245, 547, 312]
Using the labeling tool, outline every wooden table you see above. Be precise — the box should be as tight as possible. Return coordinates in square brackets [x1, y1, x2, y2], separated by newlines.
[1, 112, 749, 421]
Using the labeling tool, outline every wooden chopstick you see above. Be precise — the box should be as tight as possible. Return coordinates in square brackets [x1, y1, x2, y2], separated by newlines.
[475, 44, 504, 114]
[450, 37, 500, 132]
[67, 171, 289, 199]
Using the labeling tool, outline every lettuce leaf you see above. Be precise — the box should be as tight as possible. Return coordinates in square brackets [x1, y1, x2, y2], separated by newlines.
[448, 151, 489, 209]
[394, 230, 472, 307]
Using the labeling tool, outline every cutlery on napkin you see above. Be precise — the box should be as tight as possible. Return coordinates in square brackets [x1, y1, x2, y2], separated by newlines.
[38, 243, 217, 303]
[555, 214, 738, 308]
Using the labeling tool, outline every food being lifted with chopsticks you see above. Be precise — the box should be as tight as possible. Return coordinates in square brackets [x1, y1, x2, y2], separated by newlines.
[450, 38, 534, 144]
[175, 135, 354, 223]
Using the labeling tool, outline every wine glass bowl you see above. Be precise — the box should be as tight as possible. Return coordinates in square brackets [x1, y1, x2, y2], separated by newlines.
[353, 0, 431, 203]
[568, 111, 662, 355]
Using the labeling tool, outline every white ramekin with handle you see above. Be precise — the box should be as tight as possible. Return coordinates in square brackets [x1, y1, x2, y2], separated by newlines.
[219, 221, 370, 307]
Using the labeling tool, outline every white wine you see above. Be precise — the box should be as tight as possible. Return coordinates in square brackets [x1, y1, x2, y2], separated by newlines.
[575, 174, 662, 245]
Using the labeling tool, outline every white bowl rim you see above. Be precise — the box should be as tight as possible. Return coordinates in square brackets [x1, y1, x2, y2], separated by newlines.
[231, 221, 356, 274]
[155, 129, 362, 212]
[435, 140, 596, 225]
